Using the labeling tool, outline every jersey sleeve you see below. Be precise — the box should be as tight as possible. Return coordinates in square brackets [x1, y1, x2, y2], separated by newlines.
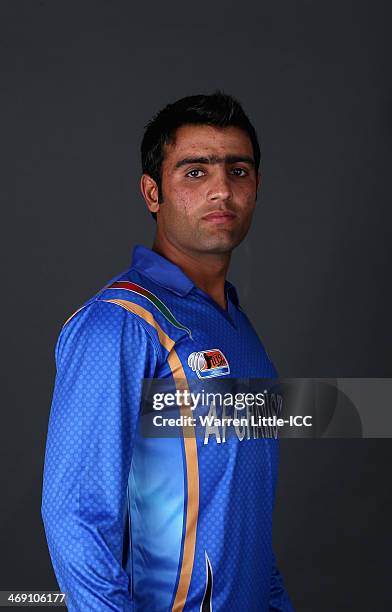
[269, 551, 294, 611]
[41, 300, 158, 611]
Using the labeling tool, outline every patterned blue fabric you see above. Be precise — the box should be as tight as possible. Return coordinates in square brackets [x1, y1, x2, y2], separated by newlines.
[42, 245, 293, 611]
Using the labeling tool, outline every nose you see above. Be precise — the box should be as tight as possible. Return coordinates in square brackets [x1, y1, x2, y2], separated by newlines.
[207, 167, 232, 203]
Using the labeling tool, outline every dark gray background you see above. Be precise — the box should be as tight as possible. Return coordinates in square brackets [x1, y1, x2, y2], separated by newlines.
[1, 1, 391, 610]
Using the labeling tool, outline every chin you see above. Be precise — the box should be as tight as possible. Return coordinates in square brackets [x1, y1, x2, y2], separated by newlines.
[198, 236, 242, 254]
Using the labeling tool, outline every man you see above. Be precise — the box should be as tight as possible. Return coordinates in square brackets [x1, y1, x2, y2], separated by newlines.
[42, 92, 293, 611]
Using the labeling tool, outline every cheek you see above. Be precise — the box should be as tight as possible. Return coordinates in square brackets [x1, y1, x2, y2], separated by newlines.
[171, 188, 191, 213]
[231, 177, 256, 197]
[170, 185, 202, 216]
[236, 185, 257, 211]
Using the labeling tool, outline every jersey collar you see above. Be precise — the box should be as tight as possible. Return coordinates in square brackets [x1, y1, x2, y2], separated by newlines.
[130, 244, 240, 306]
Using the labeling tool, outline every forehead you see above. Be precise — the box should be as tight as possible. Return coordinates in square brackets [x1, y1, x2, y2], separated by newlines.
[164, 124, 254, 160]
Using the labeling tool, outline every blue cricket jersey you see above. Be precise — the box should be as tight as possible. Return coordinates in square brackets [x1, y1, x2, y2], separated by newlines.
[41, 245, 293, 611]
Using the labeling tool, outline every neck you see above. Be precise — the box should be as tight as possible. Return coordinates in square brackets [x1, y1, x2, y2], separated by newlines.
[152, 234, 231, 310]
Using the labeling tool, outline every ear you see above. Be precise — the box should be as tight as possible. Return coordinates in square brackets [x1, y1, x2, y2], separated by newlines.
[140, 174, 160, 215]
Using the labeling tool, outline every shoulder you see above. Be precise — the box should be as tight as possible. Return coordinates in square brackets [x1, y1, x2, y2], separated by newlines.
[97, 269, 193, 346]
[56, 298, 160, 367]
[59, 266, 160, 344]
[57, 266, 190, 365]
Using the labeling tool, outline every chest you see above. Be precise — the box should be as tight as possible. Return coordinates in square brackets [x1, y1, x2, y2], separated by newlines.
[169, 300, 272, 379]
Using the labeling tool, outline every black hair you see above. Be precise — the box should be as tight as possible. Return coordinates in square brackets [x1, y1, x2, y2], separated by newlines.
[141, 91, 261, 220]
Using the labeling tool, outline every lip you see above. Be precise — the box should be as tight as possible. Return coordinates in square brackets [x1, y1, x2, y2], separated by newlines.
[202, 211, 237, 223]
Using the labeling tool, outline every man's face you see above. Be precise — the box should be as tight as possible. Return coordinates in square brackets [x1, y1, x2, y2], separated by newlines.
[156, 124, 259, 255]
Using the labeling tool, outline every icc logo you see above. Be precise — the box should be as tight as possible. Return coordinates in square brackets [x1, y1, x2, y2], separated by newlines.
[187, 349, 230, 379]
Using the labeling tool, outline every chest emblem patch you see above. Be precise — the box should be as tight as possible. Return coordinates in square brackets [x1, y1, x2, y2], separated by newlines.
[187, 349, 230, 379]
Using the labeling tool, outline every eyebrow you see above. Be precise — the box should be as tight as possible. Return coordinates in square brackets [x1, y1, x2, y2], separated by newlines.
[175, 155, 255, 169]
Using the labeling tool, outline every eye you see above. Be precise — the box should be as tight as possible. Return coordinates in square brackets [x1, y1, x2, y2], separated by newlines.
[186, 169, 206, 178]
[231, 167, 248, 177]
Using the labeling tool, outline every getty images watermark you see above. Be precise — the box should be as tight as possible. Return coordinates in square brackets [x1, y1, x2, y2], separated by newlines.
[141, 378, 392, 439]
[150, 387, 311, 442]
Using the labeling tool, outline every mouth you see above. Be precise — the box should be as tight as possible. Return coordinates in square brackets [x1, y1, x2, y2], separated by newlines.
[201, 211, 237, 224]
